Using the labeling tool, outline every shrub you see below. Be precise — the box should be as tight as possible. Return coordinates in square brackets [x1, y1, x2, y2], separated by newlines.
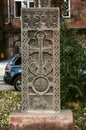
[60, 23, 86, 106]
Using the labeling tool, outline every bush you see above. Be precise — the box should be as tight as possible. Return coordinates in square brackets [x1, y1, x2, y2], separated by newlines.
[60, 23, 86, 106]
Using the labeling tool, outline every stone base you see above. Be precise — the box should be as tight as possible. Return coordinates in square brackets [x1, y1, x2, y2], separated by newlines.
[9, 110, 73, 130]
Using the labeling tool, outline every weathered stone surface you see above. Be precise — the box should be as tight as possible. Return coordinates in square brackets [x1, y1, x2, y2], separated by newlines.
[9, 110, 73, 130]
[21, 8, 60, 112]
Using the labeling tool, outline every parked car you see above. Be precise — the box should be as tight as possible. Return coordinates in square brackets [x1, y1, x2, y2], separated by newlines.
[4, 54, 86, 92]
[3, 54, 21, 91]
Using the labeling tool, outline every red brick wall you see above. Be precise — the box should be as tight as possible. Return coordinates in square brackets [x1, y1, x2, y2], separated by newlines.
[10, 0, 21, 28]
[71, 0, 86, 28]
[3, 0, 86, 29]
[3, 0, 20, 27]
[3, 0, 8, 22]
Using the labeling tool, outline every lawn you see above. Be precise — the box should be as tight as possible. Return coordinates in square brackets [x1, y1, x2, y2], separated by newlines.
[0, 91, 86, 130]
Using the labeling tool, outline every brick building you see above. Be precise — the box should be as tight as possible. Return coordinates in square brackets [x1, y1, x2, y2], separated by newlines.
[0, 0, 86, 59]
[71, 0, 86, 28]
[0, 0, 34, 59]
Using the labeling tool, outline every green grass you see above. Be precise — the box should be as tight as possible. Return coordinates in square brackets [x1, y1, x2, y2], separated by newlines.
[0, 91, 86, 130]
[0, 91, 21, 130]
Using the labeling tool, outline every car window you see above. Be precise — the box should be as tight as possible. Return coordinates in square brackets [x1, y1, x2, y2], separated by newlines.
[15, 57, 21, 65]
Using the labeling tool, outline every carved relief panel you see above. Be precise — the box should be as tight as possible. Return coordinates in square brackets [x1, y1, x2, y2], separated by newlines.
[21, 8, 60, 112]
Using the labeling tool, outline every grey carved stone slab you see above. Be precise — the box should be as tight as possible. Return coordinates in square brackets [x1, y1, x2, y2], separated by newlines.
[21, 8, 60, 112]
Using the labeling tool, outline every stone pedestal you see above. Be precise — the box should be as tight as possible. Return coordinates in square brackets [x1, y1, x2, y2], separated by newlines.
[9, 110, 73, 130]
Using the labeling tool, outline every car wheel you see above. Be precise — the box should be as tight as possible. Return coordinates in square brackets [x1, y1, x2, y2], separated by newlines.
[14, 76, 21, 91]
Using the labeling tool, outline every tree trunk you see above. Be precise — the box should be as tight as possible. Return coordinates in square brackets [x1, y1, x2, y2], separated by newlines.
[48, 0, 51, 7]
[34, 0, 51, 7]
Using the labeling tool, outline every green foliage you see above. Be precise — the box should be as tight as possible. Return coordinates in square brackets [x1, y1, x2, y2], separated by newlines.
[51, 0, 66, 16]
[60, 23, 86, 106]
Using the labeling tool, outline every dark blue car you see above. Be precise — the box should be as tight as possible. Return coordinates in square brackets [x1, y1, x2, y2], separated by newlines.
[4, 54, 21, 91]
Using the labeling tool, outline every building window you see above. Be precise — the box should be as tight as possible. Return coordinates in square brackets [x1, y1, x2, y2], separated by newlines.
[14, 0, 34, 18]
[15, 1, 21, 17]
[63, 0, 70, 18]
[29, 2, 34, 7]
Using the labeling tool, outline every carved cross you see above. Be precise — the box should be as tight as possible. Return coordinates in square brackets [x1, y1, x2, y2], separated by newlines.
[29, 31, 53, 76]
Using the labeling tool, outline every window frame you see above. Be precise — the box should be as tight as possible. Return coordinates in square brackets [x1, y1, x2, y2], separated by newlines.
[14, 0, 34, 18]
[63, 0, 70, 18]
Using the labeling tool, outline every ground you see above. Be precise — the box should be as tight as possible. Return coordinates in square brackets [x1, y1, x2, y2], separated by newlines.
[0, 91, 86, 130]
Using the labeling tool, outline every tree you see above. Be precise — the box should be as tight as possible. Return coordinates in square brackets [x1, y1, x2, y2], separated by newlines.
[35, 0, 64, 11]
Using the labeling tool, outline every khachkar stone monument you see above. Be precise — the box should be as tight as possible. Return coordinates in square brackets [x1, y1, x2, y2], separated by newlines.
[9, 1, 73, 130]
[21, 8, 60, 112]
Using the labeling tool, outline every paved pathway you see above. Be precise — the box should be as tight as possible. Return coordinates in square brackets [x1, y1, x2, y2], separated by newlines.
[0, 81, 15, 91]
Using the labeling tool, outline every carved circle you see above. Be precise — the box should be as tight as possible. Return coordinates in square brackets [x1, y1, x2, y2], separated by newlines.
[32, 76, 49, 94]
